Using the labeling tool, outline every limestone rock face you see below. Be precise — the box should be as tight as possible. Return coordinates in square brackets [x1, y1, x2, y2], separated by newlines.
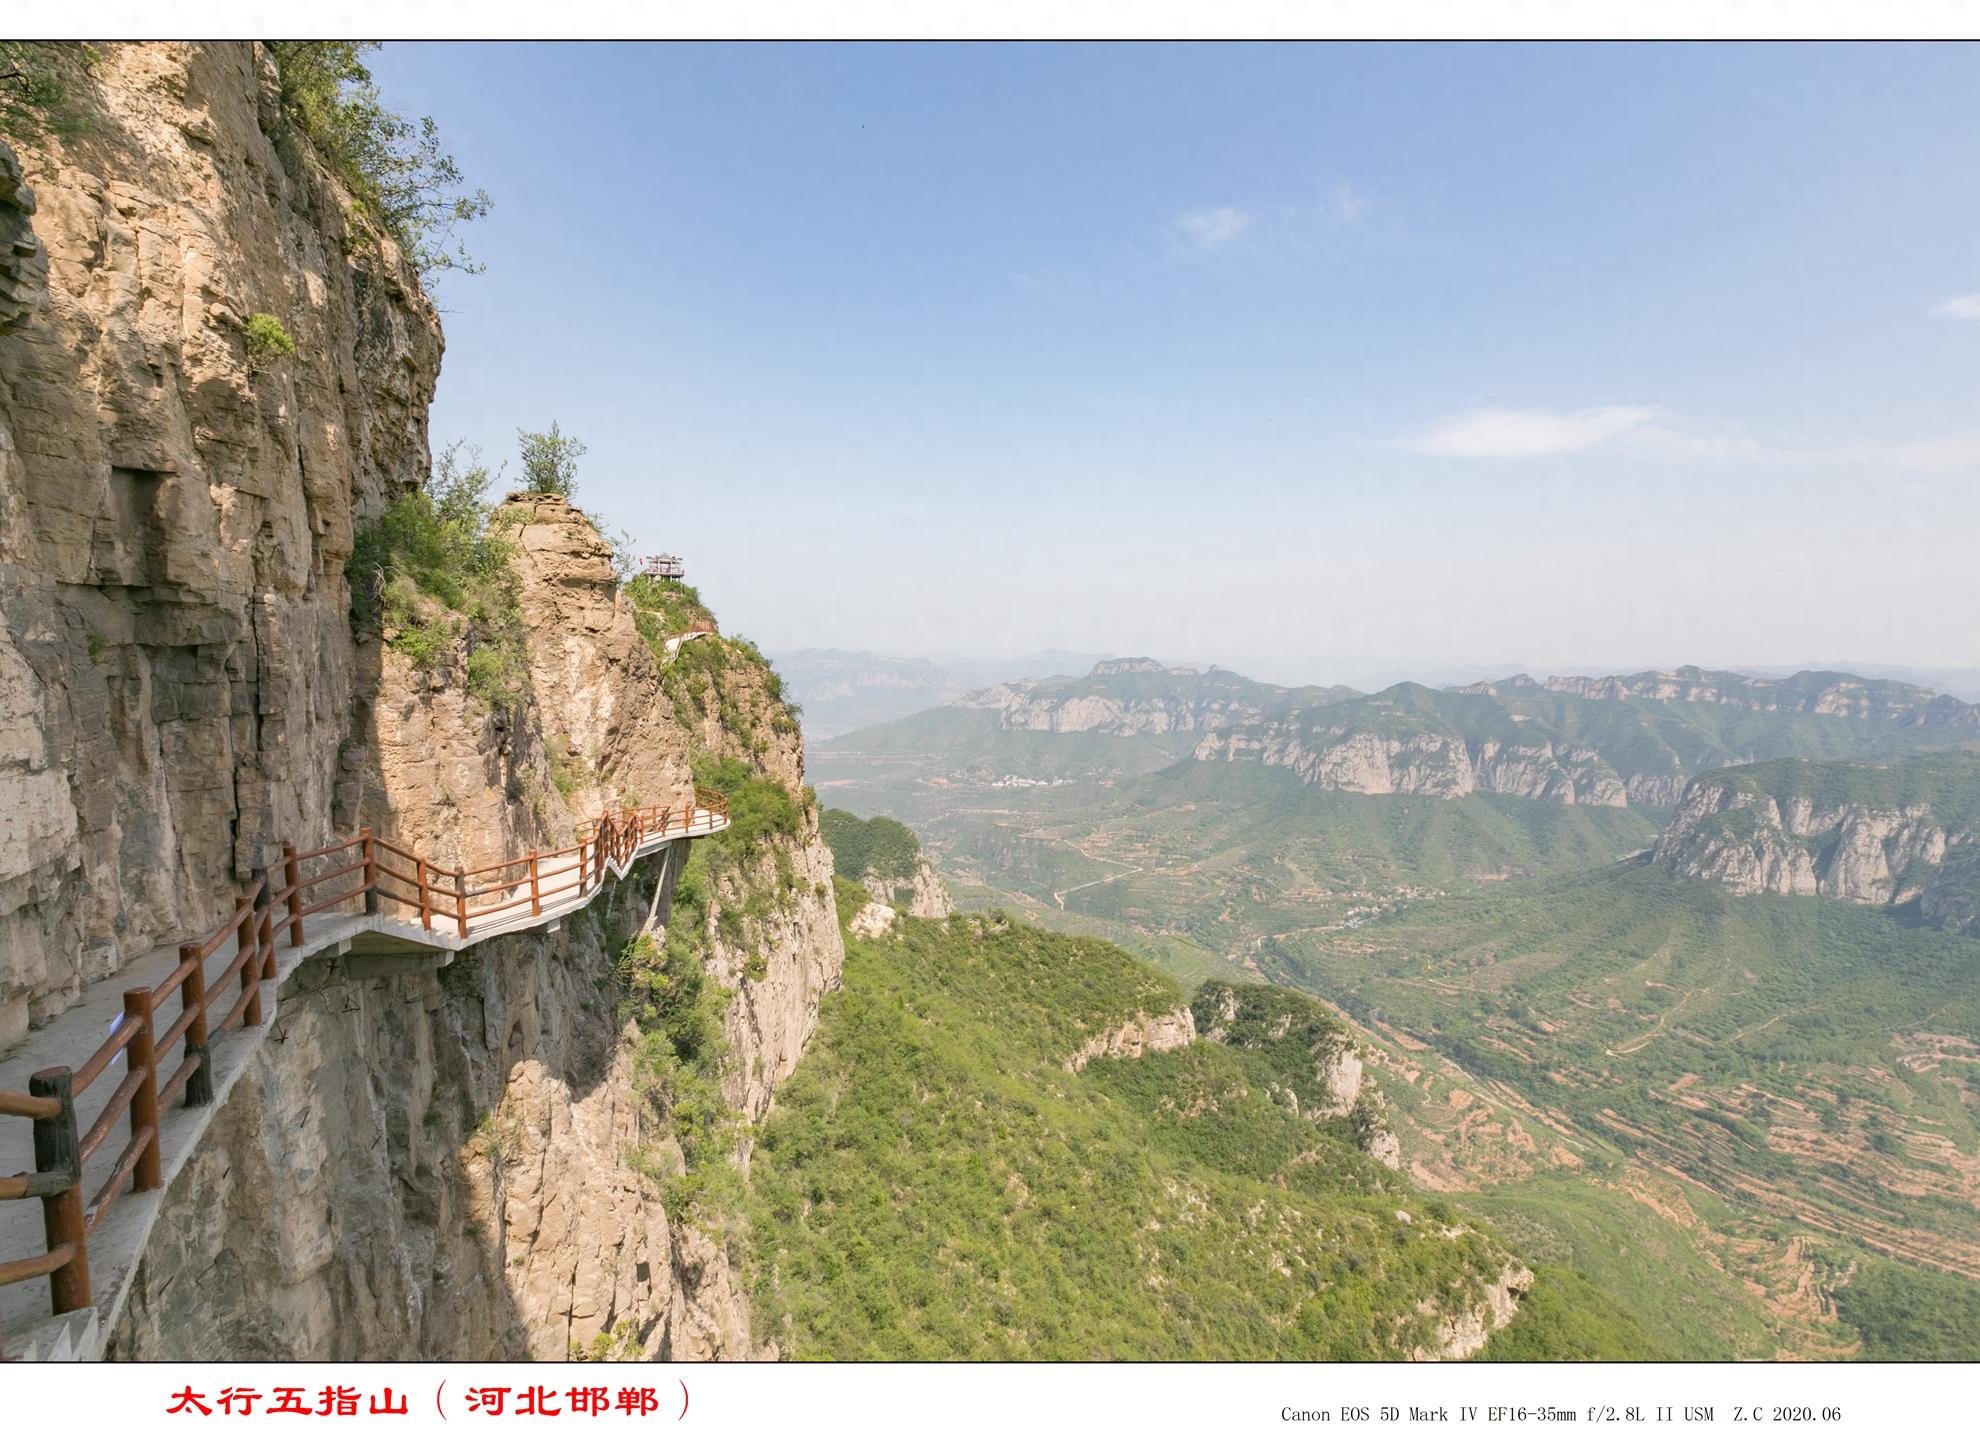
[1496, 666, 1978, 728]
[1654, 765, 1980, 935]
[847, 899, 897, 939]
[0, 142, 49, 336]
[3, 44, 844, 1362]
[1408, 1260, 1533, 1361]
[859, 854, 952, 919]
[0, 43, 440, 1047]
[1193, 667, 1979, 813]
[1192, 724, 1630, 808]
[503, 492, 692, 822]
[703, 826, 845, 1124]
[1064, 1004, 1197, 1072]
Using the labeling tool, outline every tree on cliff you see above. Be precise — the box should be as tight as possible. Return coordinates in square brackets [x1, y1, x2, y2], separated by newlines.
[518, 421, 586, 496]
[1, 41, 100, 138]
[269, 41, 491, 281]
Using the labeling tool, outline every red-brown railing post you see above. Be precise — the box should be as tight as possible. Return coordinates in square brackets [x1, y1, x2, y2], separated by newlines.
[178, 942, 212, 1107]
[282, 843, 304, 946]
[121, 988, 163, 1192]
[29, 1066, 89, 1313]
[528, 851, 542, 917]
[454, 866, 467, 938]
[577, 838, 589, 896]
[256, 869, 276, 980]
[236, 895, 262, 1027]
[416, 856, 432, 930]
[360, 827, 378, 915]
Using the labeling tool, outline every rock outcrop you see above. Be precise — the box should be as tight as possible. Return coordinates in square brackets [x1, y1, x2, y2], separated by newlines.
[1193, 670, 1980, 813]
[1064, 1004, 1196, 1072]
[1465, 666, 1980, 729]
[1654, 757, 1980, 934]
[846, 898, 897, 939]
[1193, 980, 1402, 1169]
[1193, 723, 1631, 807]
[858, 854, 951, 919]
[1408, 1260, 1533, 1361]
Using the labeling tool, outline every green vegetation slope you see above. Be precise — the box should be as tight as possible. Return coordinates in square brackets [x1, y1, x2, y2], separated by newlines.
[743, 911, 1658, 1360]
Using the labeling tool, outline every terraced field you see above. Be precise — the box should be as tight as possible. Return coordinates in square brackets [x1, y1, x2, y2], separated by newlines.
[1263, 863, 1980, 1355]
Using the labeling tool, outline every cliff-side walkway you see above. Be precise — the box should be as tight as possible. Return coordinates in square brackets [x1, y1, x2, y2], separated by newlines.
[0, 792, 729, 1360]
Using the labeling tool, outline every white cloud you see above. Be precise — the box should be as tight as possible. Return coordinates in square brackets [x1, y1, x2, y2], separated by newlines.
[1174, 206, 1252, 251]
[1930, 293, 1980, 320]
[1406, 405, 1658, 458]
[1404, 403, 1980, 473]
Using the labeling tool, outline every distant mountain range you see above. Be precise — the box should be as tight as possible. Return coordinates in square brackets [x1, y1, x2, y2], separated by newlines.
[816, 657, 1980, 805]
[785, 646, 1980, 744]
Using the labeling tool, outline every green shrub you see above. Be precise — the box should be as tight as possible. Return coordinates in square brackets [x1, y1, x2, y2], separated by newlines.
[620, 921, 742, 1221]
[517, 420, 584, 496]
[243, 312, 297, 366]
[693, 753, 803, 865]
[347, 441, 530, 713]
[268, 41, 491, 281]
[1835, 1258, 1980, 1360]
[625, 574, 713, 647]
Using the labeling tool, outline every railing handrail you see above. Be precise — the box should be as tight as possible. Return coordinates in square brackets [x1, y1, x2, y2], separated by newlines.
[0, 788, 725, 1345]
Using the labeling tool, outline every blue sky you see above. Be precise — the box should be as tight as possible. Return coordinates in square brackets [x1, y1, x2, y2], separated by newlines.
[370, 42, 1980, 686]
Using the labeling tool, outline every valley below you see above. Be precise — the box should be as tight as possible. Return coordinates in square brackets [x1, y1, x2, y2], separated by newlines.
[812, 659, 1980, 1359]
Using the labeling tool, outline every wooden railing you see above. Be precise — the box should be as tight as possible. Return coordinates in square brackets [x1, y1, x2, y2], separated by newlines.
[0, 788, 726, 1335]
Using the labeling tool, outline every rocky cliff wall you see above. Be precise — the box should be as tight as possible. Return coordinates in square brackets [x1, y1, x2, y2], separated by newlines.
[100, 444, 846, 1363]
[1654, 765, 1980, 934]
[856, 854, 952, 919]
[1, 43, 843, 1360]
[0, 43, 439, 1047]
[1191, 724, 1633, 808]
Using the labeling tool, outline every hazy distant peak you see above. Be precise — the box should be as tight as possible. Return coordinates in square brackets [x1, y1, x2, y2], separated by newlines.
[1090, 657, 1169, 675]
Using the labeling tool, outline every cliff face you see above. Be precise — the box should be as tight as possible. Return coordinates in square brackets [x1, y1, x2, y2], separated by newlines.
[1192, 724, 1632, 807]
[0, 43, 439, 1048]
[103, 491, 846, 1361]
[1, 43, 842, 1361]
[1464, 666, 1980, 729]
[857, 854, 951, 919]
[1654, 760, 1980, 934]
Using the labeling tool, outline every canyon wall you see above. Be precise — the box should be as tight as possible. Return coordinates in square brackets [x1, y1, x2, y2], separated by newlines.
[0, 42, 438, 1047]
[1654, 759, 1980, 935]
